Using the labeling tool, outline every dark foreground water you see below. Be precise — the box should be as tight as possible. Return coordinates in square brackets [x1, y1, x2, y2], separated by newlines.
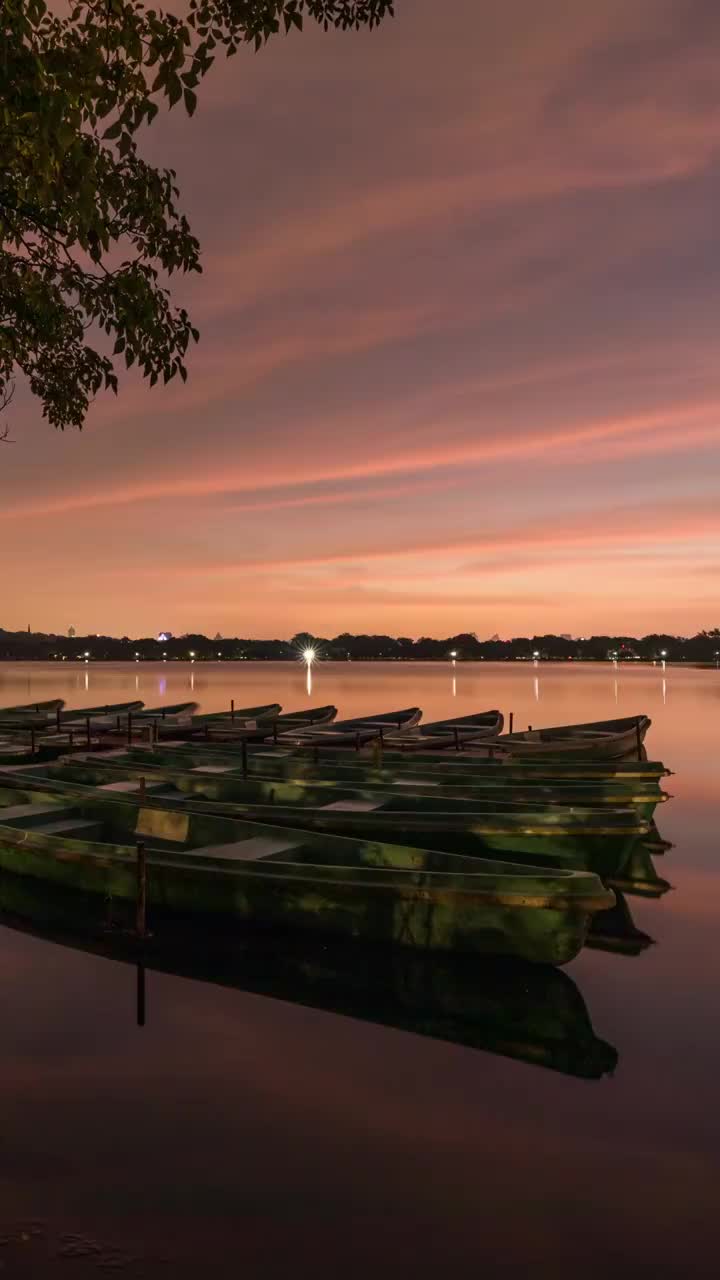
[1, 662, 718, 1277]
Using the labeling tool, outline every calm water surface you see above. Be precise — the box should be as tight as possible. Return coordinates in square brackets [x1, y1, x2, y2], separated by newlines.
[1, 662, 718, 1277]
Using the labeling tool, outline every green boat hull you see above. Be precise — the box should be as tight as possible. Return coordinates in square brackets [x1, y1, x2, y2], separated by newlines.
[100, 746, 669, 805]
[0, 769, 649, 875]
[0, 792, 613, 965]
[4, 758, 667, 822]
[0, 876, 617, 1078]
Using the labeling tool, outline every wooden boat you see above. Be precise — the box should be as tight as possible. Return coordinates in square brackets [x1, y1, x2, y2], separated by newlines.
[384, 710, 504, 750]
[112, 742, 670, 804]
[488, 715, 651, 759]
[20, 755, 669, 821]
[0, 787, 614, 964]
[284, 707, 422, 746]
[54, 700, 146, 729]
[0, 883, 618, 1077]
[127, 701, 199, 721]
[0, 765, 648, 874]
[0, 698, 65, 715]
[188, 703, 282, 726]
[204, 706, 338, 742]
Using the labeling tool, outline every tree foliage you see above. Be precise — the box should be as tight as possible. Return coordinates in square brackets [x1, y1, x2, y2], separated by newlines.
[0, 0, 394, 430]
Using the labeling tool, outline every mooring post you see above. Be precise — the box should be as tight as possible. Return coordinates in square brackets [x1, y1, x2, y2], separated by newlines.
[241, 739, 248, 778]
[136, 964, 146, 1029]
[509, 712, 514, 734]
[231, 699, 235, 723]
[528, 724, 532, 732]
[136, 841, 147, 938]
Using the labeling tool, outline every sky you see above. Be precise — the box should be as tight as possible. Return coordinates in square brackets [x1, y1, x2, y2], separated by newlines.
[3, 0, 720, 639]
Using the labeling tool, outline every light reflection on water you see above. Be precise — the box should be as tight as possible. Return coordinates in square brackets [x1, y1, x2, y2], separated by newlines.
[0, 661, 718, 1277]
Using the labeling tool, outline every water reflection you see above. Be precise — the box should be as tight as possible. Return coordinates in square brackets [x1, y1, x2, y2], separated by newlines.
[586, 892, 655, 956]
[0, 890, 617, 1080]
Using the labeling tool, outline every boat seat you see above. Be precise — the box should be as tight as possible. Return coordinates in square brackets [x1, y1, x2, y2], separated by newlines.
[28, 818, 101, 836]
[190, 835, 301, 862]
[97, 779, 165, 793]
[0, 802, 70, 822]
[393, 778, 437, 787]
[320, 799, 385, 812]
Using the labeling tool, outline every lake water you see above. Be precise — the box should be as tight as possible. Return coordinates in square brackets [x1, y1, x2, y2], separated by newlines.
[1, 661, 718, 1277]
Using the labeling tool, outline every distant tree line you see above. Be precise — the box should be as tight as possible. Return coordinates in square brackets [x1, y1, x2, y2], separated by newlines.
[1, 627, 719, 663]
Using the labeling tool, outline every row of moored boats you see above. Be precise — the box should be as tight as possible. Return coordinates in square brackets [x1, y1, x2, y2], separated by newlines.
[0, 698, 671, 970]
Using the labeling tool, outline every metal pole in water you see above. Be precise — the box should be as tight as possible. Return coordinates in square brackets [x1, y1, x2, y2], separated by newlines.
[136, 841, 148, 938]
[136, 964, 146, 1029]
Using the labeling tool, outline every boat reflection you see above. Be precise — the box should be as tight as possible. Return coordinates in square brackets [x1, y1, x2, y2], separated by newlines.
[586, 891, 655, 956]
[0, 873, 617, 1081]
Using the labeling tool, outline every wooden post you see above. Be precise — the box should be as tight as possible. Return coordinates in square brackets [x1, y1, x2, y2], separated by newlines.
[56, 706, 61, 734]
[509, 712, 514, 734]
[231, 699, 235, 723]
[528, 724, 532, 732]
[68, 728, 74, 751]
[241, 739, 248, 778]
[136, 841, 147, 938]
[136, 964, 146, 1029]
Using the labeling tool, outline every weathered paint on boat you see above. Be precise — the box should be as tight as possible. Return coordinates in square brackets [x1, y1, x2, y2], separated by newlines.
[106, 743, 670, 799]
[0, 698, 65, 715]
[203, 706, 338, 742]
[0, 767, 651, 879]
[384, 710, 504, 749]
[0, 879, 618, 1077]
[489, 715, 651, 759]
[0, 790, 614, 964]
[285, 707, 422, 745]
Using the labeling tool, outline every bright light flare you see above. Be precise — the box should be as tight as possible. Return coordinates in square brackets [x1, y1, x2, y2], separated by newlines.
[303, 647, 316, 664]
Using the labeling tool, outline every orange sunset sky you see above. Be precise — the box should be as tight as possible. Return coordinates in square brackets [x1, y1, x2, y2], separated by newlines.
[4, 0, 720, 638]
